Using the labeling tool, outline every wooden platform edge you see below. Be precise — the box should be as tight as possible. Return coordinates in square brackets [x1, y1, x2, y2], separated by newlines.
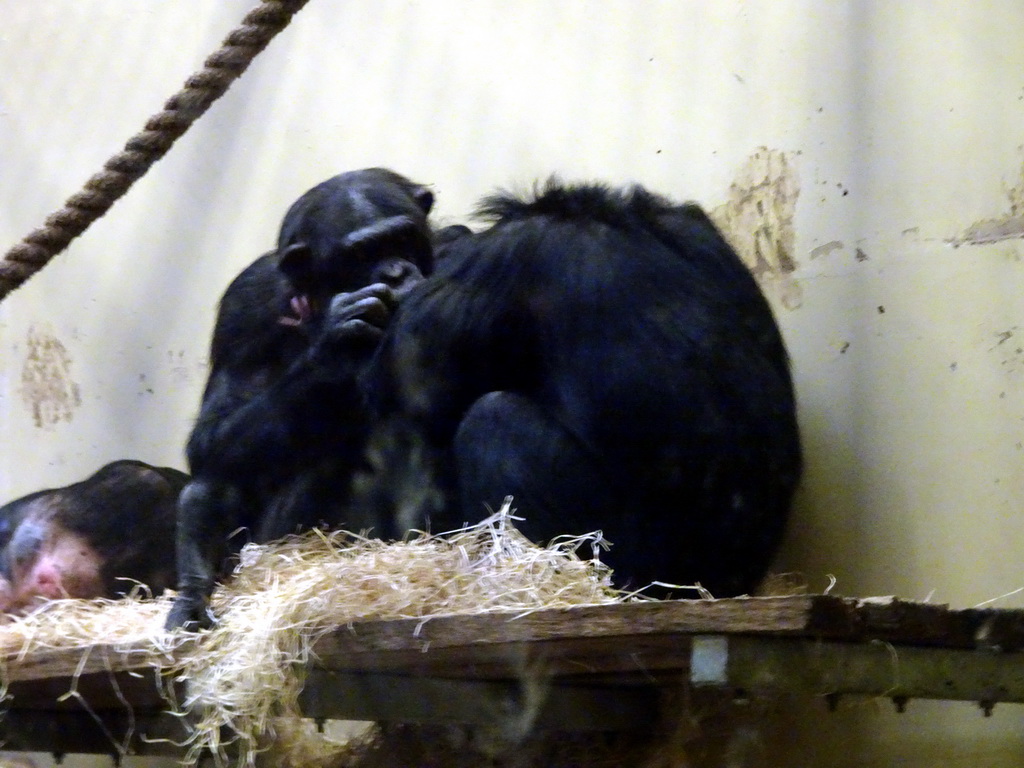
[1, 596, 1024, 754]
[3, 595, 1024, 685]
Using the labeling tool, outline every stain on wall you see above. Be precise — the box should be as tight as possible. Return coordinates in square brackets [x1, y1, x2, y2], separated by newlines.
[168, 349, 194, 385]
[950, 156, 1024, 246]
[711, 147, 802, 310]
[810, 240, 844, 259]
[19, 325, 82, 429]
[991, 326, 1024, 378]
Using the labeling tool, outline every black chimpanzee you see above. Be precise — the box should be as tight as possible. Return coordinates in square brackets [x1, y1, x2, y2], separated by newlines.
[359, 179, 802, 598]
[0, 460, 187, 617]
[165, 168, 437, 630]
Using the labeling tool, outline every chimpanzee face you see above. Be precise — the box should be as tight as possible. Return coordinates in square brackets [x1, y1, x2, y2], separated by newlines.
[276, 168, 435, 310]
[0, 514, 104, 611]
[4, 517, 48, 585]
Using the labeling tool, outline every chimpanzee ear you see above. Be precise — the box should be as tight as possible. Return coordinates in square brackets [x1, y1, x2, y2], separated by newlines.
[277, 242, 314, 286]
[411, 186, 434, 215]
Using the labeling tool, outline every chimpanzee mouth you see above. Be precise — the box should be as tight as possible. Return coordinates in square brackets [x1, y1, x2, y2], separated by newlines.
[278, 294, 314, 327]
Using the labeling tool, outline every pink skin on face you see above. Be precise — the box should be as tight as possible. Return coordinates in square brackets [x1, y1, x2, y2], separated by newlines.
[1, 527, 104, 618]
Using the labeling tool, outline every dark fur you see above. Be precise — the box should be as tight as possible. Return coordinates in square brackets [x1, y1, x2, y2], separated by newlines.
[169, 170, 801, 631]
[0, 460, 187, 600]
[166, 169, 435, 630]
[360, 179, 802, 597]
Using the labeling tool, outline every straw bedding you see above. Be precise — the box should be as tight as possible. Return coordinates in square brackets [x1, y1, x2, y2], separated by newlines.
[0, 502, 645, 766]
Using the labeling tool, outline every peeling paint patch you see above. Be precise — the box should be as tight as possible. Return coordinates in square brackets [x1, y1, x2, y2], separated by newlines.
[809, 240, 843, 259]
[168, 349, 193, 385]
[950, 214, 1024, 247]
[19, 325, 82, 429]
[949, 159, 1024, 246]
[711, 147, 802, 309]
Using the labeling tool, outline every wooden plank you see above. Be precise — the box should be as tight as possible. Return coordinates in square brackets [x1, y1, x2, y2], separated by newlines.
[310, 596, 830, 674]
[3, 668, 172, 711]
[0, 640, 184, 683]
[696, 635, 1024, 705]
[298, 670, 659, 731]
[2, 596, 1022, 687]
[1, 597, 1023, 712]
[309, 596, 1024, 678]
[849, 597, 1024, 649]
[0, 711, 190, 757]
[1, 597, 1024, 755]
[0, 597, 830, 683]
[962, 607, 1024, 652]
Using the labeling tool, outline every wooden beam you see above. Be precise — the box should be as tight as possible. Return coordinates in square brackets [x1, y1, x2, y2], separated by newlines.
[691, 635, 1024, 706]
[0, 640, 186, 683]
[1, 594, 1024, 759]
[309, 596, 829, 679]
[0, 711, 191, 757]
[298, 670, 660, 731]
[4, 596, 1023, 686]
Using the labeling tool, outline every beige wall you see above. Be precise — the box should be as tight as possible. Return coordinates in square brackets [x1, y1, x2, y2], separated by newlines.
[1, 2, 1023, 765]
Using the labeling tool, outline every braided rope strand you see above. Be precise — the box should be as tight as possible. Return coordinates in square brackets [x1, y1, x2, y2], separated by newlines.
[0, 0, 310, 301]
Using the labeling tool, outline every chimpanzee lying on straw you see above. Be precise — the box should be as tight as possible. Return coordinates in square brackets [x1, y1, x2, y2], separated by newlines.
[166, 169, 801, 631]
[0, 460, 186, 617]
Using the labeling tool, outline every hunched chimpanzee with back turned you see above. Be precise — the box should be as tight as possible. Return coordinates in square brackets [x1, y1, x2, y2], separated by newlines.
[358, 179, 802, 599]
[166, 168, 437, 630]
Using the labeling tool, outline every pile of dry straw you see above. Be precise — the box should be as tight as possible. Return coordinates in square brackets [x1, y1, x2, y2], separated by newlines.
[0, 502, 634, 766]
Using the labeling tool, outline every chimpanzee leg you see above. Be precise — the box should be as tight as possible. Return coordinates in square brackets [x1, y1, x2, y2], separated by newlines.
[166, 480, 241, 631]
[452, 392, 617, 546]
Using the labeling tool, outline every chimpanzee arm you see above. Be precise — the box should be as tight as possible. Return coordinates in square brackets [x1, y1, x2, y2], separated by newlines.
[169, 361, 369, 632]
[166, 479, 242, 631]
[354, 274, 533, 531]
[187, 361, 366, 479]
[366, 276, 530, 438]
[188, 284, 398, 480]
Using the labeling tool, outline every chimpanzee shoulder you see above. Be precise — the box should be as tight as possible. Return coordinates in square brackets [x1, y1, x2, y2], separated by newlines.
[208, 252, 300, 369]
[55, 460, 187, 541]
[466, 179, 745, 278]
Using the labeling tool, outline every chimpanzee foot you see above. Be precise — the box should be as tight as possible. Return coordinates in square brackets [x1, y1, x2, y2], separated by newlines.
[165, 591, 217, 632]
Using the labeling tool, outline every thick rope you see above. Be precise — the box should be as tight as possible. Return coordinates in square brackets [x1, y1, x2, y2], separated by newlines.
[0, 0, 311, 302]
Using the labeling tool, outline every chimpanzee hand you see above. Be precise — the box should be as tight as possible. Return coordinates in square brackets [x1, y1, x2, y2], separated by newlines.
[312, 283, 399, 356]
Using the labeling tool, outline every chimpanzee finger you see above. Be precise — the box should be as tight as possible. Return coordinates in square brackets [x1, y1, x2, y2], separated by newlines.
[332, 283, 398, 313]
[338, 318, 386, 344]
[331, 294, 393, 329]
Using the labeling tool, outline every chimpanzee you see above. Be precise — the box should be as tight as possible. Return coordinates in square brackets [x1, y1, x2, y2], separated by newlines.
[359, 179, 802, 598]
[0, 460, 187, 617]
[165, 168, 437, 631]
